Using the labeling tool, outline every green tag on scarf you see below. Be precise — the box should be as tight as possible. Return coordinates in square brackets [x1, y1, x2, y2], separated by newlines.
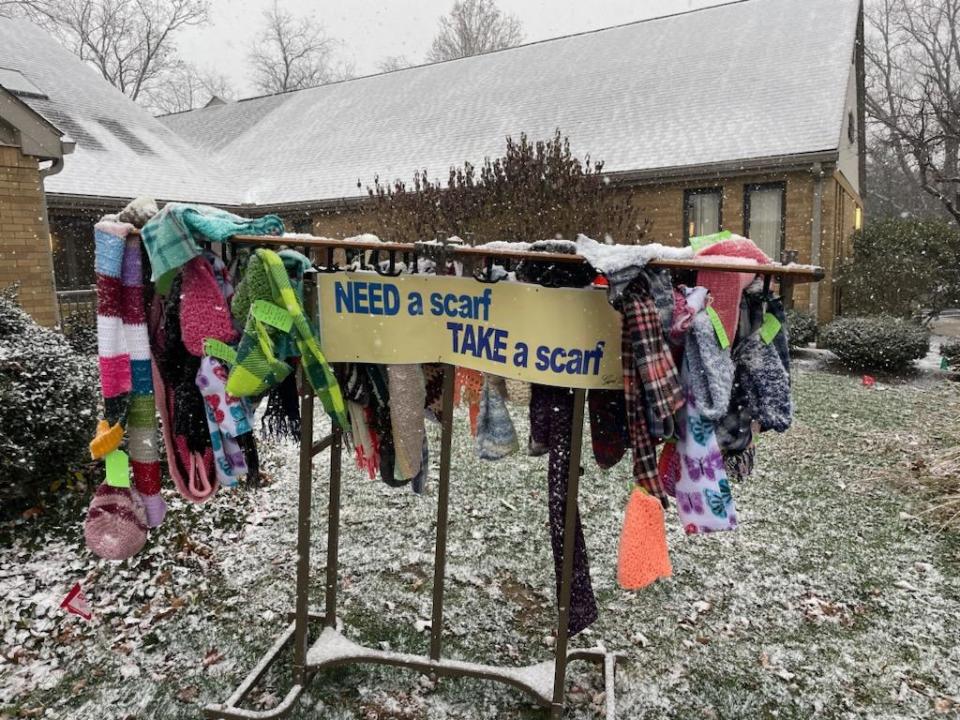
[705, 306, 730, 349]
[941, 356, 950, 370]
[252, 299, 293, 332]
[204, 338, 238, 366]
[760, 313, 782, 345]
[105, 450, 130, 488]
[689, 229, 732, 253]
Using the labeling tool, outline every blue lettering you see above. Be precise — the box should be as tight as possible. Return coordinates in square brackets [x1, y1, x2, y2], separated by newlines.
[430, 292, 443, 316]
[407, 291, 423, 316]
[444, 294, 459, 317]
[461, 323, 477, 356]
[479, 289, 492, 322]
[383, 284, 400, 315]
[447, 321, 463, 352]
[368, 283, 383, 315]
[491, 329, 508, 363]
[535, 345, 550, 370]
[550, 347, 566, 373]
[513, 342, 529, 368]
[334, 281, 352, 313]
[354, 282, 369, 313]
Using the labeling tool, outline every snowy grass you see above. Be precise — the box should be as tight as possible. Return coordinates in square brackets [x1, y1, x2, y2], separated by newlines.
[2, 369, 960, 719]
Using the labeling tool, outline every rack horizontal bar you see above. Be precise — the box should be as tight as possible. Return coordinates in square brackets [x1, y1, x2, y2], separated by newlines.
[128, 229, 824, 281]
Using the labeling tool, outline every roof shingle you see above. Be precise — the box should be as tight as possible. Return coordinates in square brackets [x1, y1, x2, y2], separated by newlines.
[2, 0, 861, 208]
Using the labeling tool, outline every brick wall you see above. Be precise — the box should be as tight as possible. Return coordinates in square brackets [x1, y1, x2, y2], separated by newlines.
[625, 172, 820, 313]
[0, 145, 58, 326]
[307, 169, 855, 320]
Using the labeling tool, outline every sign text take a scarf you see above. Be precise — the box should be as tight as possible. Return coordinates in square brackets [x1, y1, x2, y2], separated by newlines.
[317, 272, 623, 389]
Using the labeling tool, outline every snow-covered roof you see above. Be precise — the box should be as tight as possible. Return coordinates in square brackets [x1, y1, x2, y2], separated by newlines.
[4, 0, 861, 208]
[161, 0, 861, 207]
[0, 18, 235, 205]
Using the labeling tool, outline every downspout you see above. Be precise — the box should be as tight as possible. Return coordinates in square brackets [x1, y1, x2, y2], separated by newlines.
[855, 0, 867, 197]
[38, 157, 65, 325]
[810, 162, 825, 319]
[39, 156, 64, 180]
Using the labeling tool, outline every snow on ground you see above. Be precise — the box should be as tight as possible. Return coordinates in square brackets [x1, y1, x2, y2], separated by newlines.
[2, 369, 960, 719]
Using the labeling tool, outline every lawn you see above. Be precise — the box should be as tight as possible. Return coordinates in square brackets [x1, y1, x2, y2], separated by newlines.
[2, 367, 960, 719]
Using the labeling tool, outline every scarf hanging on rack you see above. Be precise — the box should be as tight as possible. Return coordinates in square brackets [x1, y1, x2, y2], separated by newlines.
[85, 221, 164, 560]
[530, 383, 598, 636]
[227, 249, 348, 433]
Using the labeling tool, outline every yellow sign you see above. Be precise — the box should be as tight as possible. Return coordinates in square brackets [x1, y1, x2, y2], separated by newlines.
[316, 272, 623, 389]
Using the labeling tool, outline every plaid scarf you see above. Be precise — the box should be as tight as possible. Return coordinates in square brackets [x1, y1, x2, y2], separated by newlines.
[258, 249, 348, 433]
[622, 288, 684, 438]
[140, 203, 283, 282]
[621, 286, 684, 499]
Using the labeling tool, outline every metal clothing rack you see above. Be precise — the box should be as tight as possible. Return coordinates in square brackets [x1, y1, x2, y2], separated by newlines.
[201, 235, 823, 720]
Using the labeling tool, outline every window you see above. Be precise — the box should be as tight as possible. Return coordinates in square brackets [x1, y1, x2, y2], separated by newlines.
[744, 183, 786, 260]
[683, 188, 722, 242]
[51, 212, 99, 290]
[848, 110, 856, 144]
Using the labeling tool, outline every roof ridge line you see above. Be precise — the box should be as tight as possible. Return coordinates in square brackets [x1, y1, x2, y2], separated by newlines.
[177, 0, 755, 111]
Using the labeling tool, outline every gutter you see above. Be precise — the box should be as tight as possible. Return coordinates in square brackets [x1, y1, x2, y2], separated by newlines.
[602, 150, 839, 186]
[45, 149, 842, 216]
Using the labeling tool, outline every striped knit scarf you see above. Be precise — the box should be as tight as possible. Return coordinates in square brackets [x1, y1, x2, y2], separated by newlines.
[91, 221, 164, 528]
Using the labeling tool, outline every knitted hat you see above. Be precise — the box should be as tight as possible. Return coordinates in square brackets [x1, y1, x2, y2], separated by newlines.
[387, 364, 426, 481]
[84, 484, 148, 561]
[587, 389, 628, 469]
[179, 256, 238, 357]
[476, 375, 518, 461]
[617, 488, 673, 590]
[695, 237, 771, 340]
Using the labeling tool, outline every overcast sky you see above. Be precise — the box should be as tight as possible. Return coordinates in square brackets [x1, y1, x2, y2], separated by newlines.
[178, 0, 725, 98]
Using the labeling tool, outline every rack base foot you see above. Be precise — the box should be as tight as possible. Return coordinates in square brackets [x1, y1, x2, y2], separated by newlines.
[204, 615, 623, 719]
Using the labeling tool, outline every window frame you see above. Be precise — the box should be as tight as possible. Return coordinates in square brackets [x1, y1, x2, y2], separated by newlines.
[682, 187, 724, 244]
[743, 181, 787, 260]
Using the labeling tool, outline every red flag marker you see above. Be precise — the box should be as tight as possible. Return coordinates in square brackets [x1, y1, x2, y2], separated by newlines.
[60, 582, 92, 621]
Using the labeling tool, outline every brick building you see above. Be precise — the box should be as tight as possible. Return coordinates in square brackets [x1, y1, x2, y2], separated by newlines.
[1, 0, 864, 325]
[0, 85, 72, 325]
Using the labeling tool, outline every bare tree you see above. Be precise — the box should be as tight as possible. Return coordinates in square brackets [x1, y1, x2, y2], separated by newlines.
[865, 0, 960, 224]
[8, 0, 208, 102]
[426, 0, 523, 63]
[377, 55, 412, 73]
[144, 61, 234, 115]
[248, 0, 351, 94]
